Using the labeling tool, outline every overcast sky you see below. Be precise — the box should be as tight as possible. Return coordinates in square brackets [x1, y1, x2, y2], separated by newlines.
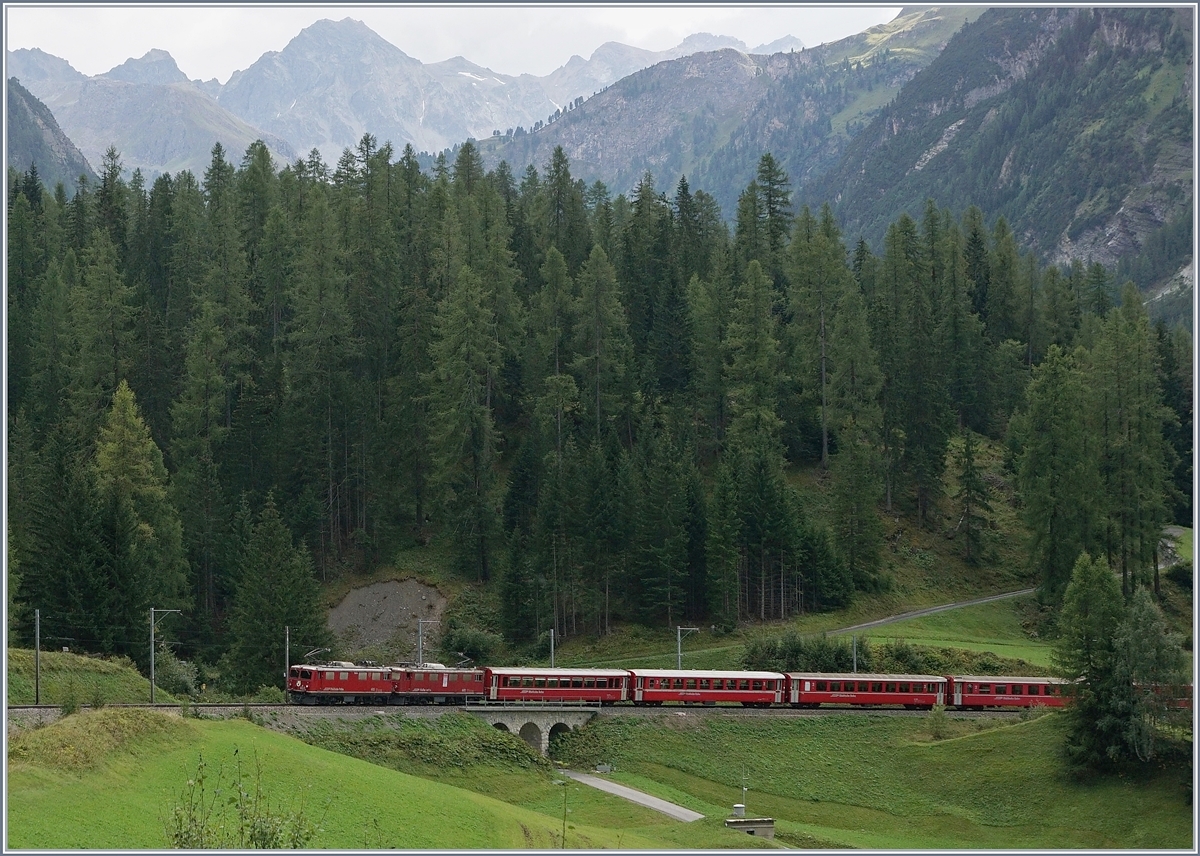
[5, 5, 903, 82]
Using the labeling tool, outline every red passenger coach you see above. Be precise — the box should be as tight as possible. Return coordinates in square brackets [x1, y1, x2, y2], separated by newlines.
[392, 664, 487, 704]
[787, 673, 946, 709]
[629, 669, 784, 706]
[287, 662, 396, 705]
[947, 675, 1070, 709]
[484, 667, 628, 704]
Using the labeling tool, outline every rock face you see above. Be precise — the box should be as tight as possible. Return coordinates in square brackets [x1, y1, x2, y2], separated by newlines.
[7, 76, 97, 193]
[327, 579, 447, 659]
[8, 48, 295, 178]
[101, 48, 189, 85]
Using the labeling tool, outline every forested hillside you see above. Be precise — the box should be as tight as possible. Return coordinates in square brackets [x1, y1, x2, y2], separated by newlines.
[478, 7, 981, 220]
[6, 77, 97, 196]
[6, 135, 1190, 692]
[809, 8, 1193, 324]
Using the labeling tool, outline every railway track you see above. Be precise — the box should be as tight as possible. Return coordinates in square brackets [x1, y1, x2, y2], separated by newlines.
[7, 701, 1023, 719]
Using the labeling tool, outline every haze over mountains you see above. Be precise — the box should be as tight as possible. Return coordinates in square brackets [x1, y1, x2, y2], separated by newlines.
[7, 18, 805, 177]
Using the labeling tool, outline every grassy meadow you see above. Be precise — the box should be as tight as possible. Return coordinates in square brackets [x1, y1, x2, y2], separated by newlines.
[5, 708, 698, 850]
[554, 712, 1194, 849]
[6, 648, 177, 706]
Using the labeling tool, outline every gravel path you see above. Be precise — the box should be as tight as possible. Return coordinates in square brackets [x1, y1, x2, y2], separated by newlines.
[560, 770, 704, 821]
[831, 588, 1035, 635]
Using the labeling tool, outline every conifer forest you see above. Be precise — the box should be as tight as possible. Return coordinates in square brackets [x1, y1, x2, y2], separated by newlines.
[5, 138, 1192, 688]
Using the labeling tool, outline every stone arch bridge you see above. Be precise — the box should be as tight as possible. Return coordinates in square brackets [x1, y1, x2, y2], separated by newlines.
[463, 705, 598, 755]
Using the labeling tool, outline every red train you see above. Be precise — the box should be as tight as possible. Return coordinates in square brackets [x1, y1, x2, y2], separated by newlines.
[285, 662, 1135, 712]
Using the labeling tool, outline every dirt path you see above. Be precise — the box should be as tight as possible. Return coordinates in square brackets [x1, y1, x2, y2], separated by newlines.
[830, 588, 1035, 636]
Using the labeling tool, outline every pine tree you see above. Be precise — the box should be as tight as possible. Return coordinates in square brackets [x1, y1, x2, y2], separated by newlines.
[952, 429, 993, 565]
[725, 260, 784, 447]
[94, 381, 189, 659]
[571, 244, 631, 440]
[1015, 345, 1101, 604]
[224, 496, 330, 694]
[427, 265, 502, 581]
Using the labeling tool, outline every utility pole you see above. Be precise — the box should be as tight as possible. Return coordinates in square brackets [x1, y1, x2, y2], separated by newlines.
[550, 628, 555, 667]
[676, 626, 698, 669]
[285, 625, 290, 687]
[150, 607, 181, 703]
[852, 636, 857, 673]
[34, 608, 40, 705]
[417, 619, 438, 666]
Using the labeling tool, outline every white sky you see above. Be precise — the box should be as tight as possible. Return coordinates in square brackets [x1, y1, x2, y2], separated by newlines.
[4, 4, 903, 82]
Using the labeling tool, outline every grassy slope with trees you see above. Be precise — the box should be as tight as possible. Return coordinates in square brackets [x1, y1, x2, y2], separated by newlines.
[7, 704, 1189, 849]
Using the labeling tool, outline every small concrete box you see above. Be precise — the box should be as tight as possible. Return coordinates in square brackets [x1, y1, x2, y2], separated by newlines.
[724, 817, 775, 839]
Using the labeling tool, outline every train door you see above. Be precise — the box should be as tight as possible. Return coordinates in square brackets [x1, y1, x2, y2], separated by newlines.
[634, 677, 644, 702]
[936, 680, 945, 706]
[489, 674, 499, 701]
[952, 679, 962, 707]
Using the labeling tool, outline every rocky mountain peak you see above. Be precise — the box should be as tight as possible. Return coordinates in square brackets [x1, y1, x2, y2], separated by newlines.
[673, 32, 749, 54]
[102, 48, 188, 85]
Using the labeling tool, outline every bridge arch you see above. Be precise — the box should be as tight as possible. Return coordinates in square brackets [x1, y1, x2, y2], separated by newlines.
[493, 722, 509, 732]
[518, 722, 543, 752]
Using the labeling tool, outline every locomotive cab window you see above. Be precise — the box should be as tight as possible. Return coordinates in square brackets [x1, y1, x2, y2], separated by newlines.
[301, 670, 312, 680]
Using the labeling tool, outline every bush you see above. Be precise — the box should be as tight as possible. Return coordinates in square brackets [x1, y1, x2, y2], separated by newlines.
[60, 680, 80, 717]
[252, 685, 285, 704]
[442, 625, 502, 664]
[89, 684, 106, 710]
[1165, 561, 1192, 591]
[154, 645, 198, 698]
[743, 631, 872, 672]
[927, 704, 948, 740]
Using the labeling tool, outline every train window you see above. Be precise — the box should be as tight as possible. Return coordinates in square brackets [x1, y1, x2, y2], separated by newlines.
[739, 680, 750, 690]
[597, 679, 608, 688]
[300, 670, 312, 680]
[670, 678, 681, 689]
[372, 672, 381, 681]
[448, 673, 458, 683]
[573, 678, 583, 688]
[700, 679, 711, 690]
[978, 684, 990, 694]
[358, 672, 367, 680]
[1028, 685, 1039, 695]
[686, 679, 697, 690]
[523, 677, 534, 687]
[857, 682, 868, 692]
[584, 679, 595, 688]
[829, 681, 841, 691]
[994, 685, 1007, 695]
[885, 683, 897, 693]
[709, 679, 721, 690]
[1011, 684, 1022, 695]
[476, 674, 483, 682]
[814, 681, 826, 691]
[899, 683, 910, 693]
[871, 683, 883, 693]
[546, 678, 558, 688]
[535, 678, 546, 688]
[751, 680, 762, 691]
[340, 672, 349, 681]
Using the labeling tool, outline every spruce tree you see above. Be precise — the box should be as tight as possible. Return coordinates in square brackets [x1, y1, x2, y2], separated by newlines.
[224, 496, 330, 694]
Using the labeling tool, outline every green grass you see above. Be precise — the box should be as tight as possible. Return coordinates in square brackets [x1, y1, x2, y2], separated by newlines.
[1174, 527, 1193, 564]
[851, 595, 1056, 668]
[553, 713, 1193, 849]
[6, 648, 176, 706]
[5, 709, 686, 850]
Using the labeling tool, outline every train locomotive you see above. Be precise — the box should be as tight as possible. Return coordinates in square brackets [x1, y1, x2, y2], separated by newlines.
[286, 661, 1104, 712]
